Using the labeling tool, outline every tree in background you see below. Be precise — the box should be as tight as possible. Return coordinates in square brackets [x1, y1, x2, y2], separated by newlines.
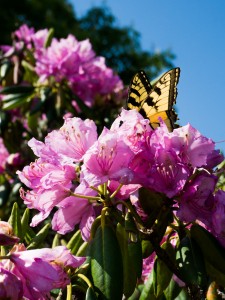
[0, 0, 175, 83]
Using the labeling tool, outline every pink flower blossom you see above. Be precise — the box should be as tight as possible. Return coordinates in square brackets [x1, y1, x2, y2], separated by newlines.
[35, 34, 123, 106]
[27, 117, 97, 166]
[130, 132, 190, 198]
[170, 123, 216, 168]
[0, 267, 23, 300]
[211, 190, 225, 247]
[14, 24, 35, 45]
[81, 127, 135, 187]
[0, 137, 9, 174]
[177, 172, 217, 226]
[17, 159, 77, 226]
[110, 108, 152, 153]
[9, 246, 85, 300]
[52, 184, 97, 240]
[44, 117, 98, 164]
[129, 118, 221, 198]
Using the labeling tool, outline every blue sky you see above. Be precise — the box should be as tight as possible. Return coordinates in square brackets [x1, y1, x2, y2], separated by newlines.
[71, 1, 225, 153]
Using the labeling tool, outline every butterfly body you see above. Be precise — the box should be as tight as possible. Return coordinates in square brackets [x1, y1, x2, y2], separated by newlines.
[127, 68, 180, 131]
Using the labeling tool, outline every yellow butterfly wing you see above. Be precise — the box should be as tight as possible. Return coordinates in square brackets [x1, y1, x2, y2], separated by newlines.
[127, 68, 180, 131]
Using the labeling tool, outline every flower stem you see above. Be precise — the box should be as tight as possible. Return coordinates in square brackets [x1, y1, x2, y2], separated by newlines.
[77, 273, 93, 288]
[110, 183, 123, 199]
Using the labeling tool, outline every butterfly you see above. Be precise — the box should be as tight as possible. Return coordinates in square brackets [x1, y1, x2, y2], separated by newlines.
[127, 68, 180, 132]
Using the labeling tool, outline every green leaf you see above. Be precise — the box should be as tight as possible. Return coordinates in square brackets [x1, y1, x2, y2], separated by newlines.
[164, 278, 190, 300]
[125, 212, 143, 279]
[205, 261, 225, 287]
[0, 85, 34, 94]
[142, 240, 154, 259]
[0, 61, 12, 79]
[89, 224, 123, 300]
[23, 226, 36, 245]
[190, 224, 225, 276]
[85, 287, 98, 300]
[21, 208, 30, 241]
[153, 242, 175, 298]
[176, 235, 207, 287]
[44, 28, 54, 48]
[116, 222, 137, 297]
[138, 188, 165, 224]
[76, 241, 88, 256]
[128, 237, 143, 279]
[127, 286, 143, 300]
[8, 202, 23, 240]
[67, 229, 84, 255]
[27, 223, 50, 249]
[140, 271, 156, 300]
[52, 233, 60, 248]
[2, 93, 32, 109]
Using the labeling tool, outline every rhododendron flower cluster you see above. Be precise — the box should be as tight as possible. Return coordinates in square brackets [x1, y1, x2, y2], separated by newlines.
[35, 34, 123, 106]
[3, 24, 123, 107]
[18, 108, 225, 246]
[0, 221, 85, 300]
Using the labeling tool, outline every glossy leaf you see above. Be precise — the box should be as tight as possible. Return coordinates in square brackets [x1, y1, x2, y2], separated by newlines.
[142, 240, 154, 259]
[0, 85, 34, 94]
[164, 278, 189, 300]
[44, 28, 54, 48]
[116, 222, 137, 297]
[153, 242, 175, 298]
[76, 241, 88, 256]
[176, 235, 207, 288]
[2, 93, 32, 109]
[21, 208, 30, 242]
[140, 271, 156, 300]
[8, 202, 23, 240]
[190, 224, 225, 275]
[67, 229, 84, 255]
[125, 212, 143, 279]
[89, 224, 123, 300]
[205, 261, 225, 287]
[27, 223, 50, 249]
[85, 287, 98, 300]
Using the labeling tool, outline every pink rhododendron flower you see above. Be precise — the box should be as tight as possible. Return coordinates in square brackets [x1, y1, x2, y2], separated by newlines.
[177, 172, 217, 226]
[145, 147, 190, 198]
[0, 221, 20, 246]
[211, 190, 225, 247]
[0, 267, 23, 300]
[110, 108, 152, 153]
[0, 137, 9, 174]
[170, 123, 216, 168]
[205, 149, 224, 169]
[17, 159, 77, 226]
[52, 184, 97, 240]
[9, 246, 85, 300]
[81, 127, 135, 187]
[27, 116, 97, 166]
[128, 117, 223, 198]
[44, 117, 98, 164]
[14, 24, 35, 45]
[35, 34, 123, 106]
[129, 130, 191, 198]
